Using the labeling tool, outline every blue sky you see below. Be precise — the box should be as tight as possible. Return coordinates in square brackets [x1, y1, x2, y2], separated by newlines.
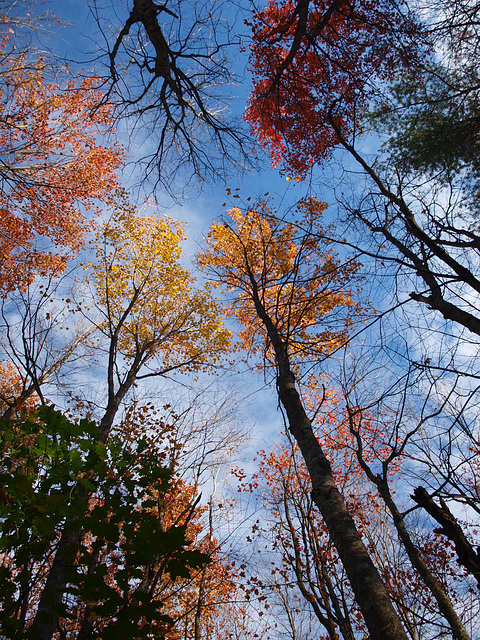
[9, 0, 379, 468]
[51, 0, 337, 227]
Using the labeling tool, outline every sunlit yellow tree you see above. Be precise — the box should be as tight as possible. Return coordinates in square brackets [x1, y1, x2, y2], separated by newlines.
[83, 192, 232, 441]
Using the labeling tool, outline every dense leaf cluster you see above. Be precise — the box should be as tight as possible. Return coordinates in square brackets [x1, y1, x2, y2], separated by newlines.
[0, 406, 208, 639]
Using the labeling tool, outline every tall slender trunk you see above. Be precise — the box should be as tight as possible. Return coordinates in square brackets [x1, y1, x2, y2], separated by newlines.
[30, 526, 82, 640]
[30, 392, 125, 639]
[343, 403, 471, 640]
[375, 479, 471, 640]
[277, 369, 409, 640]
[245, 268, 410, 640]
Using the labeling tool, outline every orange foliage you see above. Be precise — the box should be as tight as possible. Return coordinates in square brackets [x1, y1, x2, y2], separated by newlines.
[159, 489, 242, 640]
[82, 477, 240, 640]
[0, 49, 122, 292]
[198, 197, 363, 372]
[0, 361, 38, 417]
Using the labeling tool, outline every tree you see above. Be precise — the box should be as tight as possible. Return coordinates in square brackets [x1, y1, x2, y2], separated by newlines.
[323, 104, 480, 524]
[198, 197, 414, 640]
[0, 273, 94, 420]
[367, 0, 480, 213]
[370, 67, 480, 213]
[236, 383, 471, 640]
[331, 7, 480, 581]
[83, 193, 232, 441]
[238, 436, 364, 640]
[0, 192, 235, 639]
[0, 31, 123, 293]
[246, 1, 480, 628]
[0, 404, 240, 639]
[338, 386, 473, 640]
[0, 198, 247, 640]
[245, 0, 427, 177]
[198, 198, 360, 368]
[92, 0, 251, 195]
[0, 192, 233, 436]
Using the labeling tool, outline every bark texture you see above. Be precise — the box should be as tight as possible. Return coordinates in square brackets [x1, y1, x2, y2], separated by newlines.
[277, 369, 409, 640]
[413, 487, 480, 589]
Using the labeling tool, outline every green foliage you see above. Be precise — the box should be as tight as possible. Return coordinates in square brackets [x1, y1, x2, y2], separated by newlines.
[371, 67, 480, 211]
[0, 406, 209, 638]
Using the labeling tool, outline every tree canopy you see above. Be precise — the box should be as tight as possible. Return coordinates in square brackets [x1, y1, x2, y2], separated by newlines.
[0, 35, 122, 293]
[1, 1, 480, 639]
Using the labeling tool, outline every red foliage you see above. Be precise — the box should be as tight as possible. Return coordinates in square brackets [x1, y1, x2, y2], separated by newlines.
[237, 397, 465, 632]
[246, 0, 427, 176]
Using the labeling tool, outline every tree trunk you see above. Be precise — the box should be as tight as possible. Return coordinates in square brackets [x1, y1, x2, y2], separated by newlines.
[30, 393, 124, 639]
[30, 526, 81, 640]
[277, 368, 409, 640]
[413, 487, 480, 590]
[373, 481, 471, 640]
[343, 403, 471, 640]
[242, 258, 409, 640]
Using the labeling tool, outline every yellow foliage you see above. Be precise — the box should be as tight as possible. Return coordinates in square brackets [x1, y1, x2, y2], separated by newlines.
[86, 195, 232, 376]
[198, 197, 363, 369]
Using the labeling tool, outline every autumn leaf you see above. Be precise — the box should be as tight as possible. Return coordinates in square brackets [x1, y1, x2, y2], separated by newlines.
[198, 197, 362, 374]
[245, 0, 427, 176]
[0, 48, 123, 293]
